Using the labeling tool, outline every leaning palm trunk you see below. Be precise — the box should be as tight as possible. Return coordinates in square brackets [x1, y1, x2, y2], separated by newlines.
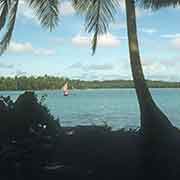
[125, 0, 173, 136]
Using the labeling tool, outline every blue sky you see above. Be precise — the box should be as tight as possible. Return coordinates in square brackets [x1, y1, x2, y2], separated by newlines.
[1, 0, 180, 81]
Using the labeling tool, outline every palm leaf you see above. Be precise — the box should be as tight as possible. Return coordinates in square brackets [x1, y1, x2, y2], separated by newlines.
[0, 0, 12, 31]
[73, 0, 119, 54]
[0, 0, 18, 55]
[137, 0, 180, 10]
[27, 0, 60, 31]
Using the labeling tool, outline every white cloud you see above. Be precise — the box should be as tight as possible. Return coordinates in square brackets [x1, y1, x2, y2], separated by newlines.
[72, 35, 90, 46]
[111, 21, 157, 35]
[141, 28, 157, 34]
[159, 33, 180, 50]
[139, 58, 180, 81]
[119, 0, 126, 11]
[35, 48, 55, 56]
[171, 38, 180, 49]
[8, 41, 55, 56]
[15, 70, 27, 76]
[87, 64, 114, 71]
[8, 41, 34, 53]
[160, 33, 180, 49]
[18, 0, 37, 23]
[49, 37, 65, 44]
[136, 8, 142, 17]
[69, 62, 114, 71]
[0, 63, 14, 69]
[72, 33, 121, 48]
[48, 56, 180, 81]
[143, 61, 165, 73]
[60, 1, 75, 16]
[160, 33, 180, 39]
[111, 21, 126, 30]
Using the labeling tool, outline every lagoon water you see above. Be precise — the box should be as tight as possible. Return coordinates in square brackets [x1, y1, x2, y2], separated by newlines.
[1, 88, 180, 129]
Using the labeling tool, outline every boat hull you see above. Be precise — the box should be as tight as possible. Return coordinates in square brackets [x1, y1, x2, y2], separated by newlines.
[64, 91, 69, 96]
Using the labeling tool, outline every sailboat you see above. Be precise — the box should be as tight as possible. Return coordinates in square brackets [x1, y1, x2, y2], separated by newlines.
[63, 82, 69, 96]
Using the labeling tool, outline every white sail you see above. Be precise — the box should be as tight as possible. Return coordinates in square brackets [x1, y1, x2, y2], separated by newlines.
[63, 82, 69, 96]
[63, 82, 68, 91]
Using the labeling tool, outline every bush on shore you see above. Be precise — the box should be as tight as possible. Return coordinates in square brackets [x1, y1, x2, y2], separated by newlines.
[0, 91, 61, 142]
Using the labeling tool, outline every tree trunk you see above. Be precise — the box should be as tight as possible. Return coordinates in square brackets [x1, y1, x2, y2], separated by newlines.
[125, 0, 173, 136]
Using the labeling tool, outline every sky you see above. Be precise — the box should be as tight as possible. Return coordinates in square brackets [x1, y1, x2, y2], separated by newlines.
[0, 0, 180, 81]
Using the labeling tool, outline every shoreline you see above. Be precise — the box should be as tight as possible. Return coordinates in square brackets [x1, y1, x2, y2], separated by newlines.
[1, 87, 180, 91]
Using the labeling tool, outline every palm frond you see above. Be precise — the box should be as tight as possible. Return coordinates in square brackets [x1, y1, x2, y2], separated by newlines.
[27, 0, 60, 31]
[0, 0, 12, 31]
[73, 0, 119, 54]
[137, 0, 180, 10]
[0, 0, 18, 55]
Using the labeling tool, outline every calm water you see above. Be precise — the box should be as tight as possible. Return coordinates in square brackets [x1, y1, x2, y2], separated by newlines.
[1, 89, 180, 129]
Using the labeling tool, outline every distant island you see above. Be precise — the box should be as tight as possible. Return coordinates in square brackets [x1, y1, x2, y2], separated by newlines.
[0, 75, 180, 90]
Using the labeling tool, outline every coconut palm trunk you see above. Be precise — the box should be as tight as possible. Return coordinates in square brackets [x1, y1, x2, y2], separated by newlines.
[125, 0, 173, 135]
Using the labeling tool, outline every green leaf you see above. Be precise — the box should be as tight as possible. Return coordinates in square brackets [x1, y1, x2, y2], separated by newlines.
[73, 0, 119, 54]
[0, 0, 12, 31]
[137, 0, 180, 10]
[27, 0, 60, 31]
[0, 0, 18, 55]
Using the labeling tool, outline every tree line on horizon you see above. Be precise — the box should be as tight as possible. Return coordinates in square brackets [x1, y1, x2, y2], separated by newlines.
[0, 75, 180, 90]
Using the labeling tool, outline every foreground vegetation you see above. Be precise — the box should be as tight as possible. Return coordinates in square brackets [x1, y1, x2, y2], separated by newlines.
[0, 0, 180, 179]
[0, 76, 180, 90]
[0, 91, 180, 180]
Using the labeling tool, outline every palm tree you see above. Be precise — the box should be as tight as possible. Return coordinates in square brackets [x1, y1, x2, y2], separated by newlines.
[0, 0, 59, 55]
[138, 0, 180, 10]
[73, 0, 173, 136]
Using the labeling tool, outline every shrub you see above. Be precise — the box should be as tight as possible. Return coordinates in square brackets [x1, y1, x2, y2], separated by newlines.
[0, 91, 61, 141]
